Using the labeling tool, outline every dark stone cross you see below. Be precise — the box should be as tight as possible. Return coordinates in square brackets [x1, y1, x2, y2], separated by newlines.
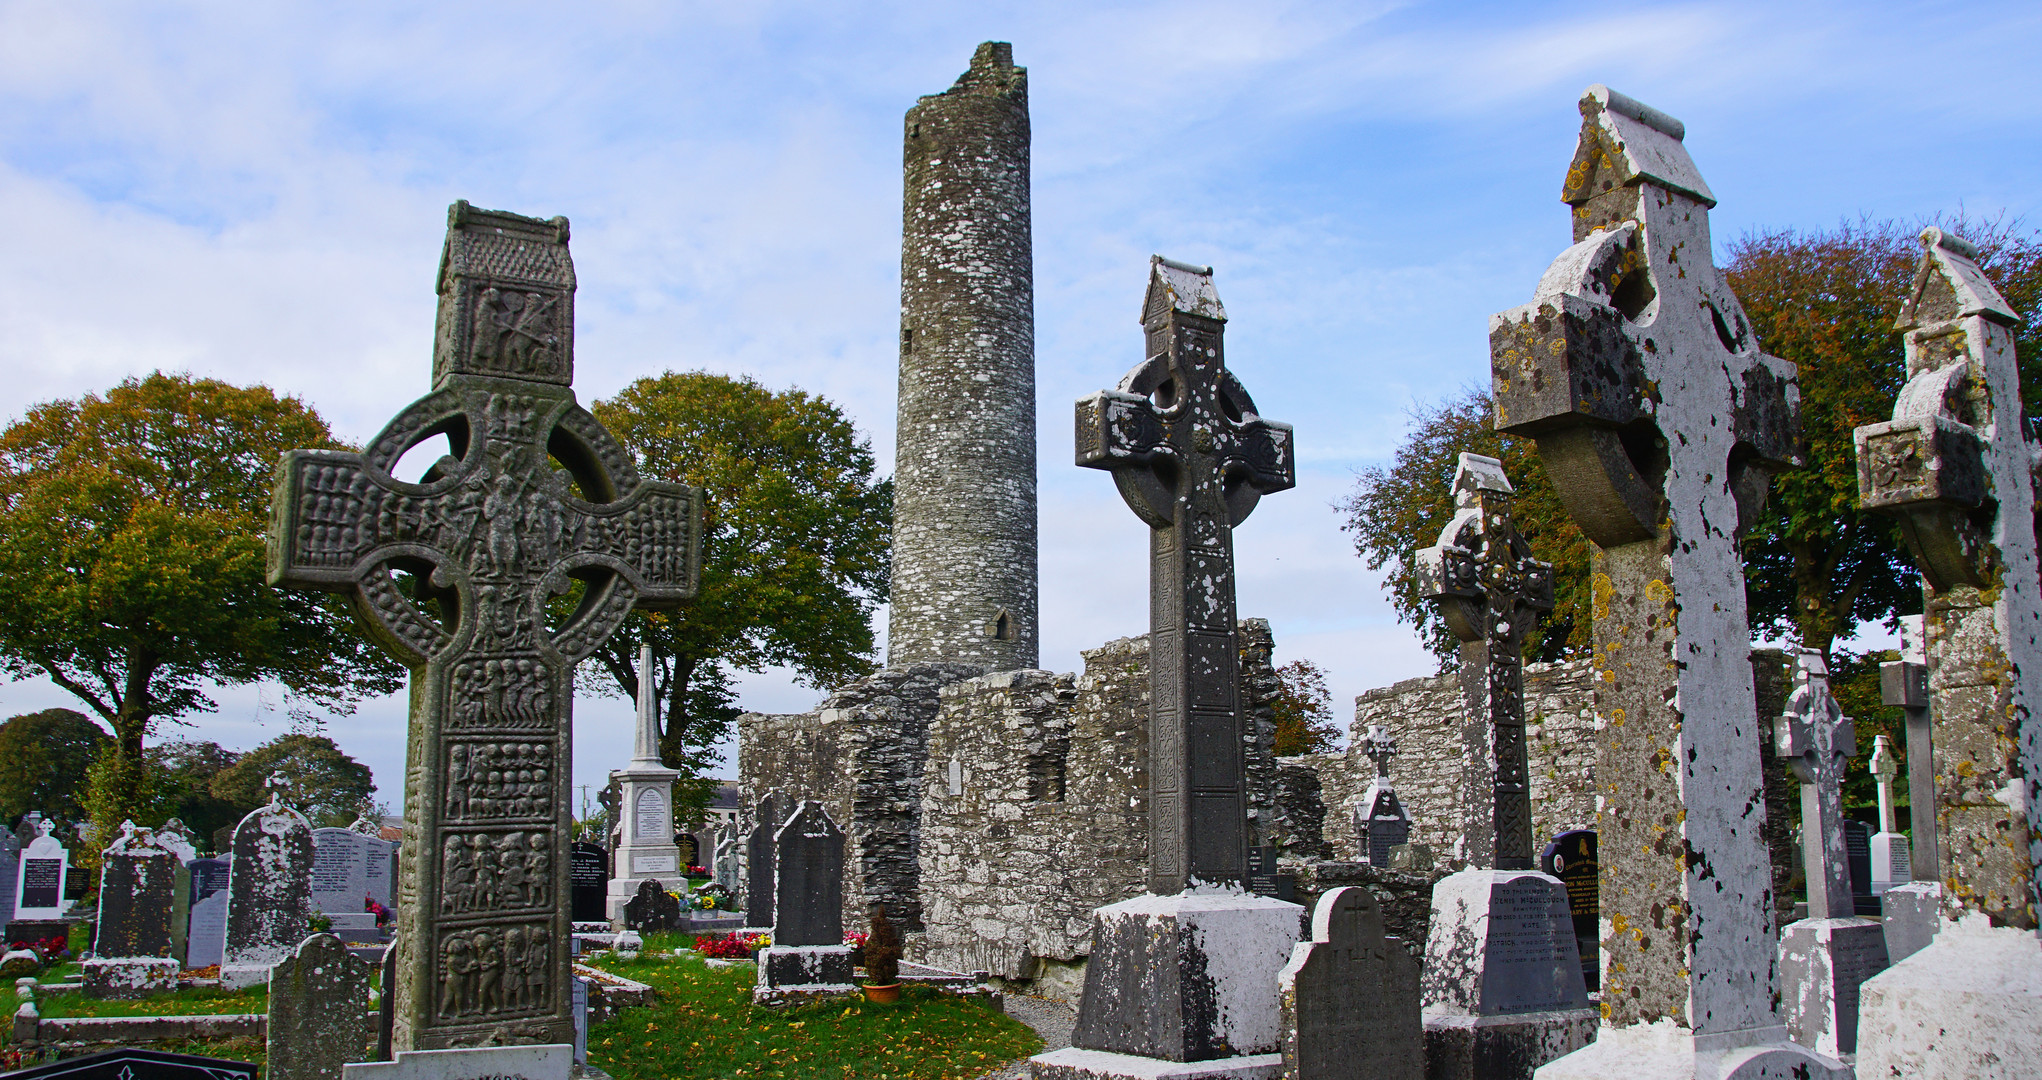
[1777, 652, 1859, 921]
[267, 202, 700, 1051]
[1076, 256, 1295, 894]
[1417, 452, 1554, 870]
[1355, 725, 1411, 866]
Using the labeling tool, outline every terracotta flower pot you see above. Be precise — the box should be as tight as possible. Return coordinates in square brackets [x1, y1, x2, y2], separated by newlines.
[862, 983, 902, 1003]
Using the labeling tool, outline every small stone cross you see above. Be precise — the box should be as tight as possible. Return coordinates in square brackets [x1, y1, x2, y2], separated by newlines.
[1878, 615, 1937, 881]
[1076, 256, 1295, 893]
[1363, 725, 1397, 780]
[267, 202, 700, 1051]
[1869, 734, 1899, 836]
[1776, 650, 1858, 920]
[1416, 452, 1554, 870]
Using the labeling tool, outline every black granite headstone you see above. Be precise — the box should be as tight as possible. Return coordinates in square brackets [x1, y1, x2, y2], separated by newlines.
[622, 878, 681, 932]
[1540, 829, 1599, 993]
[20, 858, 61, 909]
[570, 842, 608, 923]
[745, 792, 781, 927]
[1245, 845, 1297, 903]
[676, 833, 701, 870]
[4, 1048, 259, 1080]
[1844, 819, 1878, 916]
[771, 801, 843, 947]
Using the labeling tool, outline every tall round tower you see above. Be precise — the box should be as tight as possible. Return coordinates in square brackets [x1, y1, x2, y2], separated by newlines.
[888, 42, 1038, 669]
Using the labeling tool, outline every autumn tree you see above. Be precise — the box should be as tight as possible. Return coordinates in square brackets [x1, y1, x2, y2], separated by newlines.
[1338, 391, 1591, 668]
[209, 732, 376, 828]
[1269, 658, 1341, 756]
[0, 374, 404, 841]
[586, 372, 890, 813]
[0, 708, 109, 827]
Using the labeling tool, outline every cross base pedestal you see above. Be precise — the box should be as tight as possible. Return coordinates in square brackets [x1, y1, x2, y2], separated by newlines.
[1425, 1009, 1599, 1080]
[1530, 1021, 1849, 1080]
[1878, 881, 1941, 962]
[1029, 1048, 1283, 1080]
[1778, 917, 1887, 1059]
[1855, 914, 2042, 1080]
[1069, 889, 1302, 1063]
[750, 944, 857, 1007]
[82, 957, 178, 999]
[342, 1044, 573, 1080]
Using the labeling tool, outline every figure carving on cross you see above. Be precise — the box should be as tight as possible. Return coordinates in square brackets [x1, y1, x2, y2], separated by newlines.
[1075, 256, 1294, 894]
[1416, 452, 1554, 870]
[267, 201, 700, 1052]
[1777, 650, 1858, 921]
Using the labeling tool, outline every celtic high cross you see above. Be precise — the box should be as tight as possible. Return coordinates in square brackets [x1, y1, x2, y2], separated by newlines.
[1417, 452, 1554, 870]
[1076, 256, 1294, 894]
[1776, 651, 1859, 920]
[268, 202, 700, 1051]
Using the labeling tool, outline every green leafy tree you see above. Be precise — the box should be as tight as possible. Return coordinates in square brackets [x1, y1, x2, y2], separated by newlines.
[0, 373, 405, 842]
[148, 740, 246, 848]
[1338, 391, 1591, 668]
[586, 373, 891, 816]
[1269, 658, 1341, 756]
[209, 732, 375, 827]
[0, 708, 110, 827]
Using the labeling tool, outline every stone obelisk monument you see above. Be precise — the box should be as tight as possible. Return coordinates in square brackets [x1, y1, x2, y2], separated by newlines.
[606, 643, 684, 922]
[889, 41, 1038, 669]
[271, 202, 699, 1058]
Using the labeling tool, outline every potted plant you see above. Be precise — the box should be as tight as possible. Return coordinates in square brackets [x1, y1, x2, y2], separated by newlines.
[861, 902, 902, 1003]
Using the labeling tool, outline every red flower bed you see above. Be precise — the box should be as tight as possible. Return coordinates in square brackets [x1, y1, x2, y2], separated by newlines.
[695, 932, 768, 959]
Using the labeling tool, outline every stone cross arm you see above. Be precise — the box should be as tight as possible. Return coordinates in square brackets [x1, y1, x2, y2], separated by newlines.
[269, 389, 699, 668]
[1075, 373, 1294, 528]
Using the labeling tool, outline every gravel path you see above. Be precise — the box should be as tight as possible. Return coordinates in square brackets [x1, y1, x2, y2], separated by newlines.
[976, 994, 1076, 1079]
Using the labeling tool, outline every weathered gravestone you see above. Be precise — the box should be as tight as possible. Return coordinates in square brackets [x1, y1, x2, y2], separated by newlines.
[269, 200, 700, 1056]
[185, 856, 231, 970]
[1875, 615, 1940, 961]
[9, 818, 69, 939]
[568, 842, 607, 923]
[1538, 830, 1598, 994]
[268, 933, 372, 1080]
[743, 791, 781, 928]
[1852, 228, 2042, 1079]
[622, 879, 680, 932]
[1866, 735, 1910, 897]
[1276, 886, 1421, 1080]
[155, 820, 198, 865]
[1774, 650, 1889, 1060]
[713, 835, 739, 895]
[607, 644, 683, 922]
[312, 828, 381, 943]
[1353, 725, 1411, 866]
[1488, 86, 1842, 1079]
[1040, 258, 1301, 1079]
[85, 821, 187, 998]
[222, 788, 316, 989]
[1415, 453, 1593, 1080]
[754, 801, 855, 1002]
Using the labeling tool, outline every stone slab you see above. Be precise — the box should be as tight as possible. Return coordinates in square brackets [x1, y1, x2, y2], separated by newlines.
[80, 957, 178, 999]
[1424, 1010, 1598, 1080]
[755, 944, 855, 989]
[311, 829, 373, 915]
[1278, 885, 1420, 1080]
[1776, 917, 1886, 1058]
[1030, 1047, 1283, 1080]
[342, 1044, 573, 1080]
[1855, 914, 2042, 1080]
[1072, 888, 1302, 1062]
[1878, 880, 1940, 962]
[2, 1047, 260, 1080]
[1529, 1019, 1848, 1080]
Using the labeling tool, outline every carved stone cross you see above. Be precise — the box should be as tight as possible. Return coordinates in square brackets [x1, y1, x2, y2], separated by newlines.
[1076, 256, 1295, 893]
[1489, 86, 1820, 1066]
[1878, 616, 1937, 883]
[1777, 651, 1859, 920]
[267, 202, 700, 1051]
[1416, 452, 1554, 870]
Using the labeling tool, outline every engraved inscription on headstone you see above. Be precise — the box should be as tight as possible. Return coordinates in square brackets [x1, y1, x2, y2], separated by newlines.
[14, 819, 69, 920]
[267, 201, 700, 1051]
[568, 843, 606, 923]
[20, 859, 61, 910]
[1075, 256, 1294, 893]
[1278, 886, 1422, 1080]
[1539, 830, 1598, 993]
[185, 857, 231, 970]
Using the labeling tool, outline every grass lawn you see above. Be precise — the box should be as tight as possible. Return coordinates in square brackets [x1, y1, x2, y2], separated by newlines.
[30, 983, 268, 1020]
[584, 950, 1040, 1080]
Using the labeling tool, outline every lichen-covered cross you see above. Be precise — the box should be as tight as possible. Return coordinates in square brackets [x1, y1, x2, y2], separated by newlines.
[1777, 650, 1858, 920]
[1076, 256, 1294, 894]
[267, 202, 699, 1051]
[1363, 725, 1398, 781]
[1416, 452, 1554, 870]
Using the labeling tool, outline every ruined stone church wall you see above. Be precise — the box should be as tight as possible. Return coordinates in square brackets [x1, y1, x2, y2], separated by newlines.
[735, 661, 982, 935]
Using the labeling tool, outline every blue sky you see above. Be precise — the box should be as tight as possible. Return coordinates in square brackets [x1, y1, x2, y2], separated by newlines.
[2, 1, 2037, 813]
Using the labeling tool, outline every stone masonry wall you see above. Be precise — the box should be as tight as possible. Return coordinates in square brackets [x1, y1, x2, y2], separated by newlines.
[736, 662, 982, 935]
[889, 42, 1038, 669]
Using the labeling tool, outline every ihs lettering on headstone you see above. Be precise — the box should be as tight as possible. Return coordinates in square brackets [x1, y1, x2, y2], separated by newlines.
[268, 201, 701, 1054]
[1276, 886, 1421, 1080]
[1416, 452, 1554, 870]
[1353, 725, 1410, 866]
[1074, 255, 1295, 893]
[1774, 650, 1889, 1059]
[1489, 86, 1841, 1080]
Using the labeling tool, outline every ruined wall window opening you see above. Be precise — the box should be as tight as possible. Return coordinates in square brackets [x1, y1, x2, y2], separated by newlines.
[1025, 733, 1068, 803]
[902, 327, 913, 355]
[986, 609, 1015, 642]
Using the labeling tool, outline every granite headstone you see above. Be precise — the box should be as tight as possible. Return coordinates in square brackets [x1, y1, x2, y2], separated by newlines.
[771, 801, 843, 947]
[744, 791, 781, 927]
[569, 842, 607, 923]
[85, 821, 186, 997]
[185, 856, 231, 970]
[622, 879, 680, 932]
[222, 792, 316, 988]
[268, 932, 372, 1080]
[12, 818, 70, 924]
[1538, 830, 1598, 994]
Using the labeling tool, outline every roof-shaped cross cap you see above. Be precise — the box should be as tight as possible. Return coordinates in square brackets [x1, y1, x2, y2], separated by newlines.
[1453, 452, 1515, 504]
[1565, 84, 1715, 208]
[436, 200, 573, 295]
[1898, 227, 2018, 329]
[1144, 255, 1226, 324]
